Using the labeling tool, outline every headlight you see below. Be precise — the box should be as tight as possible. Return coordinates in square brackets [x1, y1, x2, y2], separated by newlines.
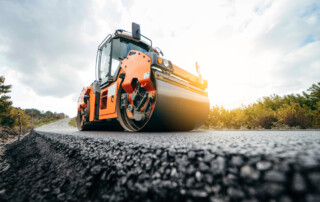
[163, 59, 169, 67]
[157, 57, 169, 68]
[147, 52, 173, 72]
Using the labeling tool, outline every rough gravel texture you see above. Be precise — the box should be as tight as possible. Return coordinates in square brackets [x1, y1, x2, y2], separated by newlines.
[0, 119, 319, 201]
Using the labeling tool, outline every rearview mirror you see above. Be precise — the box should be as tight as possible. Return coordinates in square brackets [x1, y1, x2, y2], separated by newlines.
[132, 22, 141, 40]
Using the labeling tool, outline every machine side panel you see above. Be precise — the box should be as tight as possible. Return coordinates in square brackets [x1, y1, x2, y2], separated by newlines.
[94, 93, 100, 120]
[98, 79, 121, 120]
[89, 89, 95, 122]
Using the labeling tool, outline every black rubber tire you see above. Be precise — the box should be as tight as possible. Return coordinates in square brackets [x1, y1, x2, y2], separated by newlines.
[76, 100, 90, 131]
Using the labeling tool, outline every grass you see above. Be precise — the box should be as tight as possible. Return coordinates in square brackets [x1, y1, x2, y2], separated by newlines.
[68, 117, 76, 127]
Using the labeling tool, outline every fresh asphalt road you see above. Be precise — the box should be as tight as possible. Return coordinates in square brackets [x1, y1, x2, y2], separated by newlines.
[36, 118, 320, 159]
[2, 118, 319, 201]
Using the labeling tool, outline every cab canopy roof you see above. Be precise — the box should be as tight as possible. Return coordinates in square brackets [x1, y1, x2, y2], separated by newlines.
[98, 23, 152, 51]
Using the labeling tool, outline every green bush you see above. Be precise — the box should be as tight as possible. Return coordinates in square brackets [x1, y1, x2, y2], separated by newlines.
[205, 82, 320, 129]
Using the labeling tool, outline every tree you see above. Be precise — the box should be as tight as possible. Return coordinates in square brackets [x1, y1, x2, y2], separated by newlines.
[0, 76, 12, 113]
[313, 101, 320, 128]
[0, 76, 14, 127]
[308, 82, 320, 110]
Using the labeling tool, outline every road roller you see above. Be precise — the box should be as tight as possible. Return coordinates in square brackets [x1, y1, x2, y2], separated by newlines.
[76, 23, 209, 131]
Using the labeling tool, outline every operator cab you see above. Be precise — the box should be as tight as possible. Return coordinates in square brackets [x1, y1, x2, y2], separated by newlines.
[97, 37, 149, 86]
[96, 23, 151, 87]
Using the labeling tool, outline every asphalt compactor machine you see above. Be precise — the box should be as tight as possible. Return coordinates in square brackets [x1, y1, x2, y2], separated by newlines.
[77, 23, 209, 131]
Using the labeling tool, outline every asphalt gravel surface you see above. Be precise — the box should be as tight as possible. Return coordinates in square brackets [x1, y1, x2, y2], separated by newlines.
[0, 118, 320, 201]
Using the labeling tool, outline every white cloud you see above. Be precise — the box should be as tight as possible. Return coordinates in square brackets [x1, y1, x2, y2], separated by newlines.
[0, 0, 319, 116]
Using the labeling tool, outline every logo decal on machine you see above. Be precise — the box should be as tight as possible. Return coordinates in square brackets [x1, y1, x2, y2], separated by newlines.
[144, 72, 150, 79]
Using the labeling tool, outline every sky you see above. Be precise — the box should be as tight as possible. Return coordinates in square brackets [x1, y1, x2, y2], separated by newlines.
[0, 0, 319, 117]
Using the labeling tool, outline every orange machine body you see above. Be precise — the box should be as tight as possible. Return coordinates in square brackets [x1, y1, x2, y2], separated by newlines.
[77, 50, 206, 123]
[76, 25, 209, 132]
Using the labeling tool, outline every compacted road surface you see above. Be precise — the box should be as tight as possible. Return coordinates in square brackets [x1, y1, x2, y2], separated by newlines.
[0, 118, 319, 201]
